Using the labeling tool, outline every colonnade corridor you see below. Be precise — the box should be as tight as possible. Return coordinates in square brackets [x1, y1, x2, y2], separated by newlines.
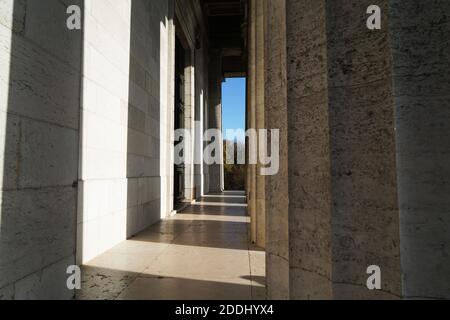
[76, 192, 265, 300]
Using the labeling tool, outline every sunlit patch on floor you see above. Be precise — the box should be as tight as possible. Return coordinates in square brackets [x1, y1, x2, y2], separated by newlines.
[76, 192, 266, 300]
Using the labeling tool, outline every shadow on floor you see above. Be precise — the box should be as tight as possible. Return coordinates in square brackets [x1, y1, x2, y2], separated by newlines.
[180, 204, 247, 216]
[124, 192, 257, 251]
[77, 192, 266, 300]
[77, 266, 265, 300]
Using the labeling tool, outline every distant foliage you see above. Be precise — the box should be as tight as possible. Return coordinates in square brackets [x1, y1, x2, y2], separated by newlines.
[223, 140, 246, 191]
[224, 163, 245, 191]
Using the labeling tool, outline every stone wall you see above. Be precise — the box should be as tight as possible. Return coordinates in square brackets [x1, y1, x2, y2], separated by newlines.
[78, 0, 209, 264]
[0, 0, 209, 299]
[78, 0, 171, 264]
[0, 0, 82, 299]
[174, 0, 209, 202]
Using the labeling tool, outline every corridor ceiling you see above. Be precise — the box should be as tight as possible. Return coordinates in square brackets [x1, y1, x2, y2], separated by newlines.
[202, 0, 247, 77]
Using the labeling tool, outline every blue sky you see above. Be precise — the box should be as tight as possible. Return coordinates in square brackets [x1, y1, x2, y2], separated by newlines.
[222, 77, 246, 143]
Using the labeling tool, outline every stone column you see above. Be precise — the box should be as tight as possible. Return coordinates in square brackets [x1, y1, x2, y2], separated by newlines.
[264, 0, 334, 299]
[184, 52, 196, 201]
[264, 0, 290, 300]
[254, 0, 266, 249]
[208, 49, 224, 193]
[265, 0, 403, 300]
[286, 0, 333, 299]
[264, 0, 450, 300]
[326, 0, 401, 299]
[390, 0, 450, 299]
[247, 0, 257, 243]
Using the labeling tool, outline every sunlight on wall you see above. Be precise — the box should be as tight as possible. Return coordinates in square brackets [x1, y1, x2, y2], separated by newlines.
[199, 91, 205, 196]
[78, 1, 174, 264]
[159, 16, 174, 219]
[77, 0, 132, 264]
[0, 1, 14, 191]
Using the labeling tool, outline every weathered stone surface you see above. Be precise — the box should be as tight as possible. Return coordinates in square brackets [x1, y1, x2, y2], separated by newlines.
[208, 50, 224, 193]
[0, 284, 14, 300]
[76, 265, 136, 300]
[286, 0, 333, 300]
[390, 0, 450, 300]
[0, 23, 81, 131]
[24, 0, 83, 69]
[0, 186, 77, 289]
[0, 0, 82, 300]
[264, 0, 289, 300]
[254, 0, 266, 249]
[14, 256, 75, 300]
[326, 0, 401, 299]
[267, 0, 406, 300]
[247, 0, 257, 246]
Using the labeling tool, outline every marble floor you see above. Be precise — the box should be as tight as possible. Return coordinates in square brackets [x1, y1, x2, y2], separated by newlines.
[76, 191, 266, 300]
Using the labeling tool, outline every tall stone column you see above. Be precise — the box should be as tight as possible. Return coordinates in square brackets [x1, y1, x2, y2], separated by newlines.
[390, 0, 450, 299]
[247, 0, 257, 243]
[254, 0, 266, 249]
[265, 0, 403, 300]
[184, 53, 196, 201]
[264, 0, 450, 300]
[326, 0, 402, 299]
[208, 49, 224, 193]
[265, 0, 334, 299]
[264, 0, 290, 300]
[286, 0, 333, 299]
